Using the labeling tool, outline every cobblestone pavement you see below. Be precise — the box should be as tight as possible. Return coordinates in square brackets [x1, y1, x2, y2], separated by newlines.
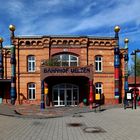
[0, 106, 140, 140]
[0, 104, 122, 118]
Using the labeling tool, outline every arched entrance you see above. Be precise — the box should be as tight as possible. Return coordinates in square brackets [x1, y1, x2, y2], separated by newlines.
[52, 83, 79, 106]
[40, 65, 93, 108]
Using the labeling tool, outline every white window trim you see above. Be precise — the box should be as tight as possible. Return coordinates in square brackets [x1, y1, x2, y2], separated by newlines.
[54, 54, 78, 66]
[52, 83, 79, 106]
[95, 56, 103, 72]
[95, 83, 103, 94]
[28, 56, 36, 72]
[28, 83, 36, 100]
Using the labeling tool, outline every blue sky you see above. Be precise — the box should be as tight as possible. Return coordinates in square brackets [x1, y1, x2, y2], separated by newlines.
[0, 0, 140, 60]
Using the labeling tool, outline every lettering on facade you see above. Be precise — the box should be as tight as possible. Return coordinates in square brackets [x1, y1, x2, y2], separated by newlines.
[43, 67, 90, 74]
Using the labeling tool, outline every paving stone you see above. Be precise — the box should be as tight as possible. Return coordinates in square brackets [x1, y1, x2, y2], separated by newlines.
[0, 104, 140, 139]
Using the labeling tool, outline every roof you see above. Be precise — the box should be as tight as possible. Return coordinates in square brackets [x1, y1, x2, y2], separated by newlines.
[15, 35, 116, 40]
[128, 76, 140, 84]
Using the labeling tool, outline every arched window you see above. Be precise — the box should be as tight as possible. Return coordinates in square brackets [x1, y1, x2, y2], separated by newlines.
[27, 55, 35, 72]
[53, 54, 79, 66]
[95, 55, 102, 72]
[95, 83, 103, 94]
[28, 83, 36, 100]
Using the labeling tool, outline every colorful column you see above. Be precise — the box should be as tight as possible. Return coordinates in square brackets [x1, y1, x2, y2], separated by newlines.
[41, 80, 45, 109]
[124, 38, 129, 93]
[44, 82, 49, 106]
[9, 25, 17, 105]
[89, 80, 93, 109]
[114, 26, 120, 103]
[0, 37, 4, 79]
[0, 37, 4, 102]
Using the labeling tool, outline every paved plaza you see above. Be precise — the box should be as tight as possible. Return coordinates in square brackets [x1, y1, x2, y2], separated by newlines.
[0, 105, 140, 140]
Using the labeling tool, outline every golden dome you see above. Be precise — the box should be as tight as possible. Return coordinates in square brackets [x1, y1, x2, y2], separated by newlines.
[124, 38, 129, 43]
[114, 25, 120, 33]
[9, 24, 16, 31]
[0, 37, 3, 43]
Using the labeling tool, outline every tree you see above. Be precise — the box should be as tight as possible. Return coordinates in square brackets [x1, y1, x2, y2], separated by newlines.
[41, 58, 60, 66]
[129, 54, 140, 76]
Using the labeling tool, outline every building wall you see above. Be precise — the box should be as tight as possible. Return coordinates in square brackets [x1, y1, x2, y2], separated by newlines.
[4, 36, 126, 105]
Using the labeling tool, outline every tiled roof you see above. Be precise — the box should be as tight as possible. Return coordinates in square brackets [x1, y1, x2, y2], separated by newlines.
[15, 35, 116, 40]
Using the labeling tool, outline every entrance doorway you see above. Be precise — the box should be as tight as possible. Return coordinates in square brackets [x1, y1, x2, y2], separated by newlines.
[52, 83, 79, 106]
[0, 80, 11, 103]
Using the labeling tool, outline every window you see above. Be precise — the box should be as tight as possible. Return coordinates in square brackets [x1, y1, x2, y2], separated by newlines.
[95, 56, 102, 72]
[28, 55, 35, 72]
[28, 83, 36, 100]
[95, 83, 103, 94]
[53, 54, 78, 66]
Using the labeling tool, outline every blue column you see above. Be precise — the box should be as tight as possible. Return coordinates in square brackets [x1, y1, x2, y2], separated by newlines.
[9, 25, 17, 105]
[10, 45, 17, 105]
[124, 39, 129, 93]
[0, 38, 4, 102]
[0, 37, 4, 79]
[114, 26, 120, 102]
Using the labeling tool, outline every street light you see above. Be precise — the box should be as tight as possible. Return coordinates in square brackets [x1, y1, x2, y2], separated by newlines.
[131, 49, 140, 109]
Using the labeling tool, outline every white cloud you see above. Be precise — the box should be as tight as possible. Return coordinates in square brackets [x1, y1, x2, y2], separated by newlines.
[70, 0, 140, 33]
[1, 0, 140, 47]
[3, 0, 24, 16]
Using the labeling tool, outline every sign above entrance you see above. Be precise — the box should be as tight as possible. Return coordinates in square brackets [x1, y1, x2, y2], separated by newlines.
[40, 65, 93, 80]
[44, 67, 90, 74]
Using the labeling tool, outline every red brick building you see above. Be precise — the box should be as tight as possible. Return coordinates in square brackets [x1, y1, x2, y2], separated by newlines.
[0, 26, 127, 106]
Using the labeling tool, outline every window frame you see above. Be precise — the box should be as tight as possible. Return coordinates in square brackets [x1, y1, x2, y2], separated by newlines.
[95, 82, 103, 94]
[28, 83, 36, 100]
[95, 55, 103, 72]
[27, 55, 36, 72]
[53, 54, 79, 66]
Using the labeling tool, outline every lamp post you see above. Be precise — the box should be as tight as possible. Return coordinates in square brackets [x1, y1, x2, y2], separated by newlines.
[131, 49, 140, 109]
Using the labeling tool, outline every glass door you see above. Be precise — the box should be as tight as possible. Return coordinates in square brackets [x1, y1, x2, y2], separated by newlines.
[73, 88, 79, 106]
[66, 89, 72, 106]
[59, 89, 65, 106]
[53, 89, 59, 106]
[53, 88, 65, 106]
[53, 83, 79, 107]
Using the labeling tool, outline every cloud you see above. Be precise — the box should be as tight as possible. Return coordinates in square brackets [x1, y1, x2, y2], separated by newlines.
[70, 0, 140, 33]
[1, 0, 24, 17]
[0, 0, 140, 51]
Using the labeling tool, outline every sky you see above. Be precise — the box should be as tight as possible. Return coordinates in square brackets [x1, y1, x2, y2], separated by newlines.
[0, 0, 140, 63]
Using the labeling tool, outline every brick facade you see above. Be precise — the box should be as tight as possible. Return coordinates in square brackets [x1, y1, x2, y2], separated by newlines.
[1, 35, 126, 106]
